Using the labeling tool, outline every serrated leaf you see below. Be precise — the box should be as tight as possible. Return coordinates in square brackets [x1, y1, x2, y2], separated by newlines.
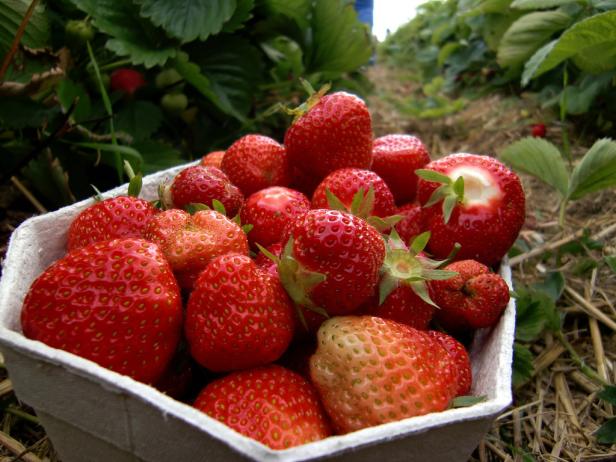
[416, 169, 452, 184]
[70, 0, 177, 68]
[223, 0, 254, 32]
[136, 0, 236, 43]
[115, 101, 163, 142]
[260, 0, 311, 28]
[567, 138, 616, 200]
[500, 137, 570, 197]
[511, 0, 583, 9]
[56, 79, 91, 123]
[305, 0, 372, 73]
[497, 11, 571, 68]
[0, 0, 49, 54]
[526, 11, 616, 80]
[513, 343, 535, 387]
[132, 140, 183, 174]
[596, 418, 616, 444]
[0, 97, 58, 129]
[451, 395, 487, 408]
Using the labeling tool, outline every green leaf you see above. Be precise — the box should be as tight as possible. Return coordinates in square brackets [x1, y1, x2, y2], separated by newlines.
[0, 0, 49, 54]
[410, 231, 431, 254]
[451, 395, 487, 408]
[497, 11, 571, 68]
[69, 141, 143, 171]
[525, 11, 616, 80]
[423, 184, 450, 208]
[255, 243, 280, 265]
[260, 0, 311, 28]
[513, 343, 535, 387]
[416, 169, 452, 184]
[70, 0, 177, 68]
[410, 280, 438, 307]
[438, 42, 462, 67]
[115, 101, 163, 142]
[0, 97, 58, 129]
[211, 199, 227, 215]
[598, 385, 616, 405]
[131, 140, 183, 174]
[521, 40, 557, 86]
[511, 0, 584, 9]
[57, 79, 92, 124]
[325, 189, 348, 212]
[305, 0, 372, 73]
[500, 137, 570, 197]
[462, 0, 514, 17]
[421, 269, 458, 280]
[532, 271, 565, 302]
[127, 174, 143, 197]
[567, 138, 616, 200]
[442, 195, 458, 224]
[604, 255, 616, 273]
[453, 176, 465, 198]
[379, 273, 399, 305]
[596, 418, 616, 444]
[223, 0, 254, 32]
[136, 0, 236, 42]
[562, 71, 616, 115]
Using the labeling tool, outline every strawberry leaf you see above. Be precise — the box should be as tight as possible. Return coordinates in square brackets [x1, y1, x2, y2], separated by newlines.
[596, 418, 616, 444]
[241, 224, 253, 234]
[358, 186, 376, 218]
[255, 242, 280, 264]
[410, 231, 431, 254]
[442, 195, 458, 224]
[185, 202, 210, 214]
[416, 169, 452, 185]
[513, 342, 535, 388]
[567, 138, 616, 201]
[423, 184, 450, 208]
[379, 273, 399, 305]
[386, 228, 407, 251]
[410, 280, 438, 307]
[422, 269, 458, 280]
[598, 385, 616, 405]
[211, 199, 227, 215]
[350, 187, 365, 216]
[325, 188, 348, 212]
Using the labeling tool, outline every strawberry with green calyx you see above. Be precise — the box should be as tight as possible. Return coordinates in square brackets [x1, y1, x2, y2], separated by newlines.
[67, 161, 157, 251]
[193, 365, 331, 449]
[427, 330, 472, 397]
[310, 316, 458, 433]
[372, 134, 431, 204]
[284, 82, 373, 184]
[240, 186, 310, 248]
[221, 134, 290, 197]
[275, 209, 386, 316]
[143, 207, 249, 290]
[361, 230, 458, 330]
[416, 153, 525, 266]
[200, 150, 225, 169]
[21, 238, 183, 384]
[431, 259, 510, 333]
[185, 254, 295, 372]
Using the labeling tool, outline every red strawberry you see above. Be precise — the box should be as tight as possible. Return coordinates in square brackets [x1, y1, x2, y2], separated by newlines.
[167, 165, 243, 216]
[531, 123, 546, 138]
[372, 134, 430, 204]
[21, 238, 182, 384]
[185, 254, 295, 371]
[143, 209, 249, 290]
[360, 285, 434, 330]
[310, 316, 457, 433]
[254, 241, 283, 276]
[67, 195, 157, 251]
[194, 365, 331, 449]
[221, 134, 289, 196]
[278, 209, 385, 315]
[311, 168, 396, 218]
[394, 202, 423, 246]
[416, 153, 525, 266]
[285, 91, 372, 183]
[200, 150, 225, 168]
[427, 330, 472, 396]
[239, 186, 310, 248]
[431, 259, 510, 332]
[110, 68, 145, 95]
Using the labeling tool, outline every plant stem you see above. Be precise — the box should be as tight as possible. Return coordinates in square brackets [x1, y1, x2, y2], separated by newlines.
[556, 331, 606, 386]
[0, 0, 40, 81]
[558, 200, 568, 228]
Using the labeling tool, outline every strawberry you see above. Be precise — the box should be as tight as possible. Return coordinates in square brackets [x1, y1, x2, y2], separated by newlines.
[254, 241, 283, 276]
[277, 209, 385, 315]
[416, 153, 525, 266]
[239, 186, 310, 248]
[431, 260, 510, 332]
[360, 285, 434, 331]
[194, 365, 331, 449]
[394, 202, 423, 246]
[311, 168, 396, 219]
[531, 123, 546, 138]
[221, 134, 290, 197]
[285, 91, 373, 183]
[110, 68, 145, 95]
[185, 254, 295, 372]
[310, 316, 457, 433]
[21, 238, 183, 384]
[166, 165, 243, 216]
[371, 134, 430, 204]
[143, 209, 249, 290]
[200, 150, 225, 169]
[427, 330, 472, 397]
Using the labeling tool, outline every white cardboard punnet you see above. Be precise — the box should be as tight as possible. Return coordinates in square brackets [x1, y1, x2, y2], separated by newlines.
[0, 164, 515, 462]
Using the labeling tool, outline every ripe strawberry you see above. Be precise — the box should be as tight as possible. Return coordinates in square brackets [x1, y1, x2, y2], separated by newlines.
[278, 209, 385, 315]
[394, 202, 423, 245]
[221, 134, 289, 196]
[200, 150, 225, 169]
[67, 195, 157, 251]
[254, 241, 283, 276]
[427, 330, 472, 397]
[166, 165, 243, 216]
[371, 134, 430, 204]
[240, 186, 310, 248]
[360, 285, 434, 330]
[417, 153, 525, 266]
[431, 260, 510, 332]
[21, 238, 183, 384]
[311, 168, 396, 218]
[531, 123, 546, 138]
[310, 316, 457, 433]
[194, 365, 331, 449]
[185, 254, 295, 371]
[110, 68, 145, 95]
[285, 91, 373, 183]
[143, 209, 249, 290]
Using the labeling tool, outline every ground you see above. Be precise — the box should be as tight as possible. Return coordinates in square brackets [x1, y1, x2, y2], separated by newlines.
[0, 63, 615, 461]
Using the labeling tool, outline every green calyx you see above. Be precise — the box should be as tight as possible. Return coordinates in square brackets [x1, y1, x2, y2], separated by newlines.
[416, 169, 465, 224]
[379, 230, 458, 307]
[284, 78, 331, 123]
[124, 160, 143, 198]
[325, 186, 401, 232]
[185, 200, 253, 234]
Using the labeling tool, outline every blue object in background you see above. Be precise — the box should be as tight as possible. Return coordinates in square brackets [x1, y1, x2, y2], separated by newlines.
[354, 0, 374, 31]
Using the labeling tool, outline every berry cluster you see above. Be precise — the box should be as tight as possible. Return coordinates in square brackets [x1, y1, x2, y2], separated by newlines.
[20, 89, 524, 450]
